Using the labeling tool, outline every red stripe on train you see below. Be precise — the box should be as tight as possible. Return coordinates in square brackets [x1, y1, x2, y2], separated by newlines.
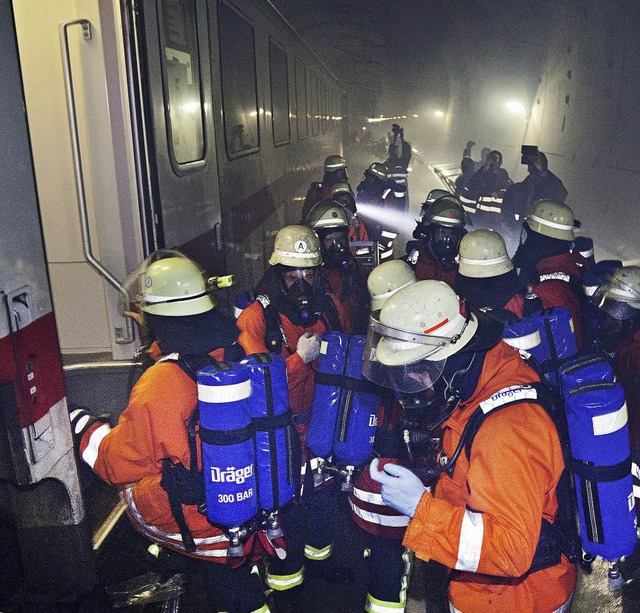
[0, 311, 66, 428]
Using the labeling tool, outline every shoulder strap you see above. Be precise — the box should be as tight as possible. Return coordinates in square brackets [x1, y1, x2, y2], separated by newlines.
[256, 294, 291, 355]
[458, 382, 552, 464]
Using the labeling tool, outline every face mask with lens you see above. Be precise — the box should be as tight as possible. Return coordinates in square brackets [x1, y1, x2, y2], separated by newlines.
[322, 231, 350, 269]
[285, 277, 315, 321]
[428, 225, 463, 263]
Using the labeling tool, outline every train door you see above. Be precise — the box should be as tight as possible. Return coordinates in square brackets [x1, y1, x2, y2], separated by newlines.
[12, 0, 143, 364]
[1, 0, 95, 602]
[124, 0, 226, 277]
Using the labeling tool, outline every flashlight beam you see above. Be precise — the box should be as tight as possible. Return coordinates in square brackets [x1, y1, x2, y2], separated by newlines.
[355, 201, 417, 236]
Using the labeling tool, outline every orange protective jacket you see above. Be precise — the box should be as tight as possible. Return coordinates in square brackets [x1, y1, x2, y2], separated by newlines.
[79, 348, 232, 560]
[403, 341, 576, 612]
[236, 297, 345, 449]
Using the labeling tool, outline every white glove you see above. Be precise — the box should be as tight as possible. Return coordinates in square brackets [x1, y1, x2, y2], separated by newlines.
[296, 332, 321, 364]
[370, 458, 426, 518]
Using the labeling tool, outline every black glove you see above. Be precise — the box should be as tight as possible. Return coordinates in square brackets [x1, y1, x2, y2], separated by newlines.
[466, 140, 475, 148]
[69, 407, 111, 447]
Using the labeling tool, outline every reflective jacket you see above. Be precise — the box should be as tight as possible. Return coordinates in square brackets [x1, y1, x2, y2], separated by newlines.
[79, 348, 232, 561]
[403, 341, 576, 612]
[506, 252, 584, 348]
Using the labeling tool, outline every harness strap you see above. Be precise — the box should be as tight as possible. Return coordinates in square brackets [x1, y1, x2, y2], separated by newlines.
[449, 382, 577, 571]
[314, 371, 377, 393]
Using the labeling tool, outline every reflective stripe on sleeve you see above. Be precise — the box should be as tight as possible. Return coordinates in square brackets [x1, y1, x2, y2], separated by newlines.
[82, 423, 111, 468]
[455, 510, 484, 572]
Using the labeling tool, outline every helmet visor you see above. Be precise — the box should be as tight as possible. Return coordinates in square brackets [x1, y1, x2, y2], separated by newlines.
[362, 311, 453, 392]
[593, 275, 640, 320]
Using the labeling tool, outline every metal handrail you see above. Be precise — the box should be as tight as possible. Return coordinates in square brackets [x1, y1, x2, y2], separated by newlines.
[60, 19, 134, 344]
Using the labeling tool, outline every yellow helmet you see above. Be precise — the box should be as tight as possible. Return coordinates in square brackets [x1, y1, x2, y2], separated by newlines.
[526, 199, 575, 241]
[268, 225, 322, 267]
[458, 229, 513, 278]
[121, 250, 216, 317]
[367, 260, 417, 311]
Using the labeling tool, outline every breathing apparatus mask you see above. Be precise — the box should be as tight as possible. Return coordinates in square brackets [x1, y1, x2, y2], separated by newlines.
[318, 228, 350, 269]
[426, 225, 465, 265]
[280, 266, 319, 325]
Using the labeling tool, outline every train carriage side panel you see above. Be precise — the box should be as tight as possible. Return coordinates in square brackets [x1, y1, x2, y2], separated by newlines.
[1, 0, 95, 600]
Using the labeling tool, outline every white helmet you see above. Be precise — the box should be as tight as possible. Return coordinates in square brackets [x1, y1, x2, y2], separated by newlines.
[458, 229, 513, 278]
[363, 281, 478, 393]
[121, 250, 216, 317]
[593, 266, 640, 320]
[526, 199, 575, 241]
[367, 260, 417, 311]
[268, 225, 322, 267]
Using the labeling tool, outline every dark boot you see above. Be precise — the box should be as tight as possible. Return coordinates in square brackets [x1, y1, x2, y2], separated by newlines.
[268, 586, 305, 613]
[305, 558, 355, 585]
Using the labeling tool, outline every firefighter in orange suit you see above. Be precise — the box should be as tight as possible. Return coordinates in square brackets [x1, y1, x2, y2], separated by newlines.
[236, 225, 353, 613]
[364, 280, 577, 613]
[69, 251, 272, 613]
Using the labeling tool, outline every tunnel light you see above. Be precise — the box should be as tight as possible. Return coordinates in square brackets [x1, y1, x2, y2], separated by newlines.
[434, 110, 445, 118]
[413, 114, 419, 118]
[505, 100, 526, 113]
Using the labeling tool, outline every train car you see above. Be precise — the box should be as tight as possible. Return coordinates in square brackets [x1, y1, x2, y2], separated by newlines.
[2, 0, 343, 604]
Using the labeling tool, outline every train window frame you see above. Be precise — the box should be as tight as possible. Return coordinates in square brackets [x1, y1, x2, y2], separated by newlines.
[310, 71, 319, 136]
[217, 0, 260, 159]
[268, 37, 290, 147]
[157, 0, 207, 173]
[295, 58, 308, 140]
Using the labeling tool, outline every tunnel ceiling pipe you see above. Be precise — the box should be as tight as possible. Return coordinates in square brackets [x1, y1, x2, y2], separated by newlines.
[60, 20, 133, 344]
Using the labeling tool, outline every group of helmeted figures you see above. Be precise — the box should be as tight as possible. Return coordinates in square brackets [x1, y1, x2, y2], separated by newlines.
[67, 136, 640, 613]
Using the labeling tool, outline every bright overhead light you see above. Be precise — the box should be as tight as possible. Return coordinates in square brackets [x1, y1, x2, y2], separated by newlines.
[434, 110, 445, 118]
[505, 100, 526, 113]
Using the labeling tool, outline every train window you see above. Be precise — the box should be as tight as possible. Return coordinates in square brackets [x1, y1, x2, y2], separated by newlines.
[310, 72, 319, 136]
[269, 39, 290, 146]
[159, 0, 205, 165]
[218, 1, 259, 156]
[295, 59, 308, 139]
